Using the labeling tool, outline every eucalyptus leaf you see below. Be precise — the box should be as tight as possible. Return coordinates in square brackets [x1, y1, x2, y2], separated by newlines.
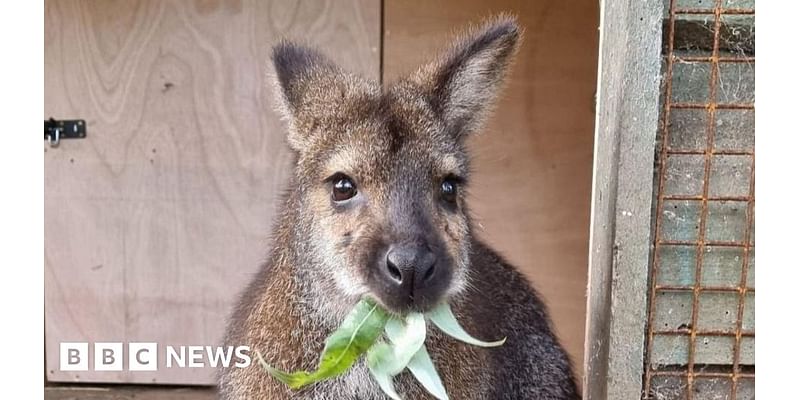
[258, 299, 504, 400]
[259, 298, 389, 389]
[426, 302, 505, 347]
[366, 341, 403, 400]
[381, 313, 427, 374]
[406, 345, 449, 400]
[367, 313, 427, 400]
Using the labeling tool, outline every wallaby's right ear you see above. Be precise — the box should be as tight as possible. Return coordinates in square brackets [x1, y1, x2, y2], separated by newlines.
[271, 41, 346, 151]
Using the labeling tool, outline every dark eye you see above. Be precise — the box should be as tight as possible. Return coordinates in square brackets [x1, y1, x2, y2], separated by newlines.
[440, 178, 458, 203]
[332, 174, 357, 202]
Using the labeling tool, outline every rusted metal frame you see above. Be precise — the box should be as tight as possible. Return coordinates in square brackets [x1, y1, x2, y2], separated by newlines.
[662, 195, 749, 201]
[652, 329, 755, 337]
[644, 1, 756, 397]
[667, 150, 753, 156]
[731, 143, 755, 399]
[643, 0, 679, 395]
[671, 103, 754, 109]
[682, 2, 724, 397]
[654, 285, 754, 293]
[651, 370, 755, 379]
[674, 8, 754, 15]
[677, 56, 755, 63]
[659, 240, 751, 248]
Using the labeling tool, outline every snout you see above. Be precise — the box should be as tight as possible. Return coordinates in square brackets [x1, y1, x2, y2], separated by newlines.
[373, 242, 452, 312]
[384, 245, 437, 291]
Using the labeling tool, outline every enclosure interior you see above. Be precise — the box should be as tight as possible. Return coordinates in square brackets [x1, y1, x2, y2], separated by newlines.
[44, 0, 598, 385]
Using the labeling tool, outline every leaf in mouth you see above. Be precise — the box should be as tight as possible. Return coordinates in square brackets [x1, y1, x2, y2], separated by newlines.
[257, 299, 503, 400]
[368, 313, 426, 375]
[257, 298, 389, 389]
[366, 313, 427, 399]
[381, 313, 450, 400]
[426, 302, 506, 347]
[405, 344, 449, 400]
[367, 341, 402, 400]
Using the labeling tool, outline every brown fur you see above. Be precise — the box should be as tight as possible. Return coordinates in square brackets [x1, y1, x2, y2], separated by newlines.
[220, 15, 580, 399]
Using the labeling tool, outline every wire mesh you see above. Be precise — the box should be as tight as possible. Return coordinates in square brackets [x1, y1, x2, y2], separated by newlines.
[644, 0, 754, 399]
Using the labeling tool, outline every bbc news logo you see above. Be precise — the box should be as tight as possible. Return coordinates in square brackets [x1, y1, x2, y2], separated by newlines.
[60, 342, 251, 371]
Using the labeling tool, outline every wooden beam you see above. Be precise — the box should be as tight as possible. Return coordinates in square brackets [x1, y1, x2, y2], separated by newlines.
[584, 0, 663, 398]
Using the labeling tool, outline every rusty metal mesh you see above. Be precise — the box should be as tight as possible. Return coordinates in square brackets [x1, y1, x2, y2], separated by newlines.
[644, 0, 755, 399]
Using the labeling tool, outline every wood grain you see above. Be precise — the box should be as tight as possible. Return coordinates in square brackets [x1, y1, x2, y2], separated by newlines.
[583, 2, 661, 397]
[45, 385, 216, 400]
[44, 0, 379, 385]
[383, 0, 599, 375]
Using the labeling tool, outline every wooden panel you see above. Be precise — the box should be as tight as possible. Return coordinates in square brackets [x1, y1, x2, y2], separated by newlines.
[383, 0, 598, 375]
[583, 1, 662, 398]
[44, 0, 379, 384]
[45, 386, 216, 400]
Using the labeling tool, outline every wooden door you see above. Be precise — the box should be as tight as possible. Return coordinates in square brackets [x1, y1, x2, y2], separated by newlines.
[44, 0, 380, 385]
[383, 0, 599, 372]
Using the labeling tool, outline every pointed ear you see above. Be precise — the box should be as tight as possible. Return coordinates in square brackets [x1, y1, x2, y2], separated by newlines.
[415, 16, 522, 139]
[271, 42, 357, 151]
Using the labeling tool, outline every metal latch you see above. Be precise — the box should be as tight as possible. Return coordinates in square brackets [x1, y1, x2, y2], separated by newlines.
[44, 118, 86, 148]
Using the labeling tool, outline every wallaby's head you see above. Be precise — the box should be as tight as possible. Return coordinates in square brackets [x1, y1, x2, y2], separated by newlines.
[272, 16, 521, 315]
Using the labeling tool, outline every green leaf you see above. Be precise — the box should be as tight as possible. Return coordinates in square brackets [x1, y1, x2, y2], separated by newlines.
[258, 298, 389, 389]
[426, 302, 506, 347]
[367, 313, 427, 400]
[406, 345, 449, 400]
[381, 313, 427, 374]
[366, 341, 403, 400]
[366, 340, 396, 374]
[255, 351, 311, 389]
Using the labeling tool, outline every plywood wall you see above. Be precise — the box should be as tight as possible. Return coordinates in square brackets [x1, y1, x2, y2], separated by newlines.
[383, 0, 599, 373]
[44, 0, 380, 384]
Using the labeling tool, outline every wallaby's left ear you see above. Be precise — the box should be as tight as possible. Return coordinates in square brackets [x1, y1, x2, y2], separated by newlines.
[414, 15, 522, 139]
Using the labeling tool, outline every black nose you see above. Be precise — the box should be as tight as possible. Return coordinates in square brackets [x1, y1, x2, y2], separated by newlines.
[384, 244, 437, 292]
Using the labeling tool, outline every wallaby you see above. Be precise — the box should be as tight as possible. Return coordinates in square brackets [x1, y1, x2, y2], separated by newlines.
[219, 16, 580, 400]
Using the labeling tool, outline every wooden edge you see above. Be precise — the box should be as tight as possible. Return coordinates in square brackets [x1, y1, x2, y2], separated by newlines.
[583, 0, 663, 399]
[45, 385, 217, 400]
